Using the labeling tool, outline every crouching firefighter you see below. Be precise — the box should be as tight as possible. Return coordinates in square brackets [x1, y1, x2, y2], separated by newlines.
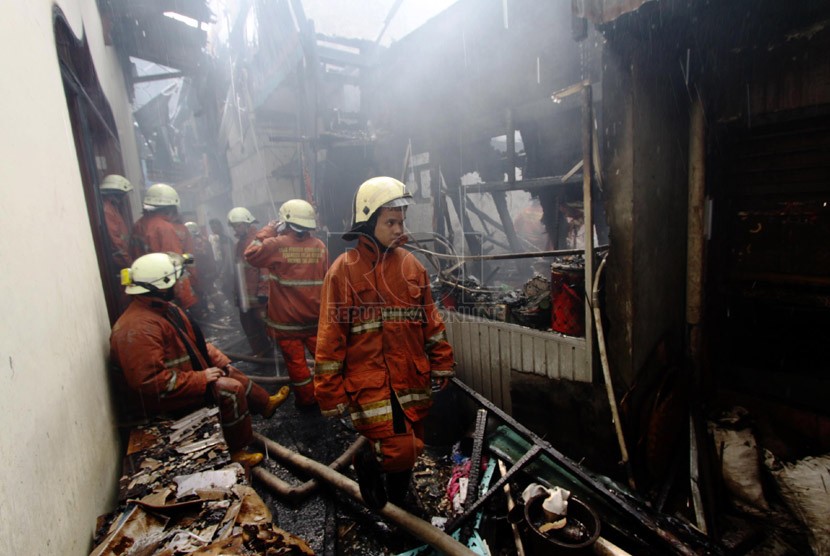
[110, 252, 289, 467]
[313, 177, 455, 510]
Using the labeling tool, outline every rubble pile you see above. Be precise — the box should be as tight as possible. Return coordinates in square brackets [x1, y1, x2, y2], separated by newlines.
[90, 407, 313, 555]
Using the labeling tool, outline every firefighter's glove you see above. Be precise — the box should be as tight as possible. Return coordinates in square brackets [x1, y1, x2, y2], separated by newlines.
[267, 220, 285, 233]
[339, 416, 356, 433]
[431, 377, 449, 392]
[337, 403, 357, 432]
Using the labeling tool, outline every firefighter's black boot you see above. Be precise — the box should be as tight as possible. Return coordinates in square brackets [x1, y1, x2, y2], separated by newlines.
[386, 470, 412, 508]
[353, 444, 387, 510]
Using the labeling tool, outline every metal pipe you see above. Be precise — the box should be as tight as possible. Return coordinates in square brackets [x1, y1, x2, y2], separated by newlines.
[253, 433, 476, 556]
[407, 244, 609, 262]
[252, 436, 368, 502]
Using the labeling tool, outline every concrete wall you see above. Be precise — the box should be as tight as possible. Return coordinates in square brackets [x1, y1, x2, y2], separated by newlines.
[601, 33, 690, 387]
[0, 1, 139, 553]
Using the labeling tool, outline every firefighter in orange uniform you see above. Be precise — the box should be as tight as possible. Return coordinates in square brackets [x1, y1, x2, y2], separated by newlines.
[227, 207, 270, 356]
[100, 174, 134, 270]
[313, 177, 455, 510]
[130, 183, 199, 313]
[185, 221, 219, 309]
[110, 253, 289, 466]
[244, 200, 327, 408]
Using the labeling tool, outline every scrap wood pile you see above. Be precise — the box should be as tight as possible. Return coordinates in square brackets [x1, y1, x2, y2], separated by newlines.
[89, 407, 313, 555]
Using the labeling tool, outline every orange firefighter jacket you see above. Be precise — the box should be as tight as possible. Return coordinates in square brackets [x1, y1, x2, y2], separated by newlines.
[234, 226, 268, 310]
[313, 236, 455, 438]
[103, 197, 132, 269]
[173, 220, 201, 287]
[130, 212, 198, 309]
[110, 295, 231, 417]
[244, 225, 328, 339]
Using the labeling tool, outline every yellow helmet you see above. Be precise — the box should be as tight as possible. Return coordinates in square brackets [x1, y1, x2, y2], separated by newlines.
[122, 252, 185, 295]
[100, 174, 133, 193]
[344, 177, 413, 239]
[227, 207, 256, 224]
[143, 183, 180, 209]
[279, 199, 317, 230]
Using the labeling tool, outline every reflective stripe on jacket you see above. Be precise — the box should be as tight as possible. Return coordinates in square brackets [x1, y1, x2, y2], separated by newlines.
[110, 296, 231, 416]
[313, 236, 455, 438]
[244, 226, 328, 339]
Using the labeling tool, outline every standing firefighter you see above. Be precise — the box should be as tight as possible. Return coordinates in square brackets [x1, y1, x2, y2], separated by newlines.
[184, 221, 219, 310]
[244, 200, 328, 408]
[110, 252, 289, 467]
[130, 183, 199, 312]
[227, 207, 270, 356]
[313, 177, 455, 510]
[100, 174, 133, 270]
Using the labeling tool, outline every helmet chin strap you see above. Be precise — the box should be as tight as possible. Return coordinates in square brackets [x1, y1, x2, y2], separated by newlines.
[132, 280, 176, 301]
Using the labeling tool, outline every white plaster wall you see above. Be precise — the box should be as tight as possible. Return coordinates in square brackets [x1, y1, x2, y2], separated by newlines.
[0, 0, 140, 553]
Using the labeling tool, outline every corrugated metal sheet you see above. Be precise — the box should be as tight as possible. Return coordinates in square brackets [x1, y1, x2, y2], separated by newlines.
[445, 314, 591, 415]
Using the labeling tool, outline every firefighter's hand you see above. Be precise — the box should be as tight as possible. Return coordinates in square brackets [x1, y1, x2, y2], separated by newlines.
[204, 367, 224, 383]
[338, 414, 356, 433]
[431, 377, 449, 392]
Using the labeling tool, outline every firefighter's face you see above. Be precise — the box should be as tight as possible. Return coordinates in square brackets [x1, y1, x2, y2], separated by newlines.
[230, 222, 248, 239]
[373, 207, 406, 248]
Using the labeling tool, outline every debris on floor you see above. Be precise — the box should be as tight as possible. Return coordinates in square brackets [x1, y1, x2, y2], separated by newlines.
[89, 406, 314, 555]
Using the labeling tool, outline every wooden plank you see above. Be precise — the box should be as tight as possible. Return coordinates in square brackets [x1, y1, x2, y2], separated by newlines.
[488, 325, 503, 409]
[469, 322, 482, 393]
[499, 327, 513, 415]
[546, 337, 561, 379]
[458, 321, 470, 384]
[573, 344, 592, 382]
[445, 319, 456, 346]
[479, 323, 493, 402]
[521, 333, 535, 375]
[559, 342, 575, 381]
[510, 328, 522, 372]
[487, 326, 502, 407]
[533, 336, 547, 376]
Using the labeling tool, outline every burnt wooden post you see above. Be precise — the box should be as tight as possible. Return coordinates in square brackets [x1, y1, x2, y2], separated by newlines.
[491, 108, 523, 253]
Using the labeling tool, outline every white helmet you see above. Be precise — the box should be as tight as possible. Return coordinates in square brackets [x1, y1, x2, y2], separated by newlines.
[279, 199, 316, 230]
[122, 252, 185, 295]
[100, 174, 133, 193]
[143, 183, 180, 209]
[344, 177, 413, 239]
[184, 221, 199, 236]
[227, 207, 256, 224]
